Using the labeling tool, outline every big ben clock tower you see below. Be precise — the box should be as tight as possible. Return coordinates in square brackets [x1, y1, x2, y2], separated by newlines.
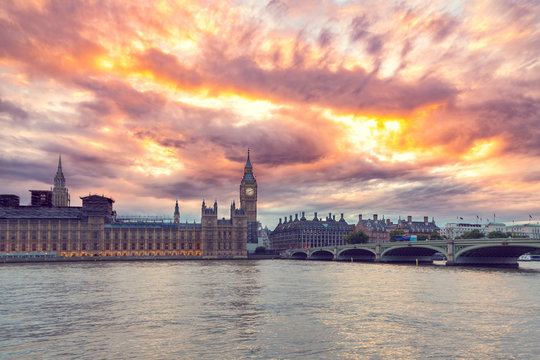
[240, 150, 258, 244]
[240, 149, 257, 222]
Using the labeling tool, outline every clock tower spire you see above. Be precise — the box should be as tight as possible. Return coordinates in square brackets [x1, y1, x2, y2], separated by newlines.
[240, 149, 257, 221]
[240, 149, 258, 245]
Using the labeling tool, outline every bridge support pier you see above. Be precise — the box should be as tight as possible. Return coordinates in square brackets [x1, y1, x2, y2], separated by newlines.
[446, 239, 455, 266]
[375, 243, 381, 262]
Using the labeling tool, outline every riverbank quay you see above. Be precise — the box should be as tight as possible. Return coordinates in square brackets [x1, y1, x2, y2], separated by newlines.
[0, 255, 248, 264]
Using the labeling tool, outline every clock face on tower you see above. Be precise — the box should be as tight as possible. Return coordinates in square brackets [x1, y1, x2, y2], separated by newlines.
[245, 187, 255, 196]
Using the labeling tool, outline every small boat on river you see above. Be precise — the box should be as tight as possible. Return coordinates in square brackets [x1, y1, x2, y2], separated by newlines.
[517, 254, 540, 261]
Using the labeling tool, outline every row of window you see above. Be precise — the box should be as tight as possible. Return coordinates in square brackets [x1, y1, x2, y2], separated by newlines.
[104, 230, 202, 241]
[0, 241, 201, 252]
[0, 231, 95, 241]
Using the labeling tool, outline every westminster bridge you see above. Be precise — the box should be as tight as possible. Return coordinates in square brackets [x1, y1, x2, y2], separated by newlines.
[283, 238, 540, 267]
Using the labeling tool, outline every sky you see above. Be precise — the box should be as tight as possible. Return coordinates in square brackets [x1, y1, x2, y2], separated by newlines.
[1, 0, 539, 229]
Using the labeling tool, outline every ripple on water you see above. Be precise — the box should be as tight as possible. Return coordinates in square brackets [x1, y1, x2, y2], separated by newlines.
[0, 260, 539, 359]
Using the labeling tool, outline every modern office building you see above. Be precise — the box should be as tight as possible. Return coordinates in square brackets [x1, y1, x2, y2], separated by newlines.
[0, 152, 257, 259]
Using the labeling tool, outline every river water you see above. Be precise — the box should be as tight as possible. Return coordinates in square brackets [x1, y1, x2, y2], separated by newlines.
[1, 260, 539, 359]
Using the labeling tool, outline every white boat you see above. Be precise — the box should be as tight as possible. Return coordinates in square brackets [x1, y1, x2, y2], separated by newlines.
[517, 254, 540, 261]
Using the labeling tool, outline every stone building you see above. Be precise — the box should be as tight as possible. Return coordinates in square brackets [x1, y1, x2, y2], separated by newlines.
[0, 152, 256, 259]
[269, 212, 352, 251]
[356, 214, 440, 242]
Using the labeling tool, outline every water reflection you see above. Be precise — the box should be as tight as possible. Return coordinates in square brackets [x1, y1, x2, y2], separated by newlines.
[0, 260, 539, 359]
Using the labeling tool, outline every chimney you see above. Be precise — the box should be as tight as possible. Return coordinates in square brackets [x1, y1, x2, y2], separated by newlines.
[279, 218, 282, 224]
[333, 215, 336, 221]
[373, 214, 378, 221]
[289, 215, 293, 222]
[314, 212, 318, 221]
[424, 216, 428, 224]
[358, 214, 362, 222]
[386, 219, 391, 225]
[295, 213, 298, 221]
[407, 215, 412, 223]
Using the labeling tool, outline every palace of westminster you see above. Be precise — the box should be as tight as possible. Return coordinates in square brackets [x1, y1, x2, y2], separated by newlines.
[0, 152, 258, 259]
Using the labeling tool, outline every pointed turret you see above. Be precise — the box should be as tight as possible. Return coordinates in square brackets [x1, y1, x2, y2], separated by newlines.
[54, 155, 65, 188]
[245, 149, 252, 169]
[174, 200, 180, 224]
[52, 154, 70, 207]
[241, 149, 255, 182]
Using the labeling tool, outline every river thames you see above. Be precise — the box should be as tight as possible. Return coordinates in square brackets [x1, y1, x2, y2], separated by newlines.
[1, 260, 539, 359]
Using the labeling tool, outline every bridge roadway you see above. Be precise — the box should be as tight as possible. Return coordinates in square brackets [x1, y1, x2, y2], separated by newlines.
[284, 238, 540, 267]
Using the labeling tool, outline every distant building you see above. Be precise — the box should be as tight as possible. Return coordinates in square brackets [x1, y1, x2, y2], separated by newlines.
[269, 212, 352, 251]
[441, 223, 484, 240]
[507, 223, 540, 238]
[356, 214, 440, 242]
[0, 152, 256, 259]
[486, 222, 506, 234]
[355, 214, 390, 243]
[260, 225, 270, 249]
[395, 216, 440, 237]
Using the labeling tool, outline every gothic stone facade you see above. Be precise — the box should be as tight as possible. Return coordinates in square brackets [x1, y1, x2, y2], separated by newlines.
[0, 153, 256, 259]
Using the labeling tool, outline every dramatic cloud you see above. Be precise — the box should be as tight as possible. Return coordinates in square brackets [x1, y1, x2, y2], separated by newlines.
[1, 0, 539, 228]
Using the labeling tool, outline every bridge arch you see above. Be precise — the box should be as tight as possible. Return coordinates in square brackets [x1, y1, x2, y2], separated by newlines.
[381, 244, 446, 263]
[337, 248, 376, 261]
[290, 250, 308, 260]
[454, 243, 540, 266]
[310, 249, 334, 261]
